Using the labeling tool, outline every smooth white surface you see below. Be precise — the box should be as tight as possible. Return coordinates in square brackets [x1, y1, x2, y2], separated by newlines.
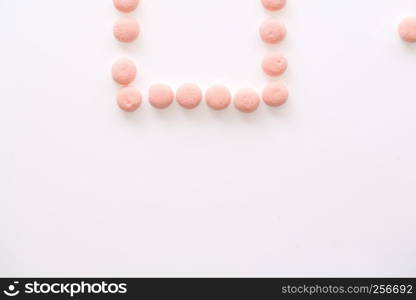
[1, 0, 416, 277]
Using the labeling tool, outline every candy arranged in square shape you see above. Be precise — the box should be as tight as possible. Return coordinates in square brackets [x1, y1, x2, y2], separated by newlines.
[112, 0, 289, 113]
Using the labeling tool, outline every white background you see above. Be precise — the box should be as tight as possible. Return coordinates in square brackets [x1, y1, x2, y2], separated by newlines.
[1, 0, 416, 277]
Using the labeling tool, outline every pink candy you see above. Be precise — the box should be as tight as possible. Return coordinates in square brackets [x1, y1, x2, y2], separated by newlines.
[399, 17, 416, 43]
[262, 53, 288, 77]
[262, 82, 288, 107]
[260, 19, 286, 44]
[114, 17, 140, 43]
[112, 58, 137, 86]
[176, 84, 203, 109]
[113, 0, 140, 13]
[149, 84, 174, 109]
[206, 85, 232, 110]
[261, 0, 286, 11]
[234, 89, 261, 113]
[117, 87, 142, 112]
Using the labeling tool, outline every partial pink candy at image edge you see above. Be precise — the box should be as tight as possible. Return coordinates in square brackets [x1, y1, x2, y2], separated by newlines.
[113, 0, 140, 13]
[399, 17, 416, 43]
[261, 0, 286, 11]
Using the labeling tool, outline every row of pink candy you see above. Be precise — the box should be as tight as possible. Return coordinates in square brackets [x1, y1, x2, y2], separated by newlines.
[259, 0, 289, 114]
[260, 0, 288, 79]
[111, 0, 290, 113]
[113, 81, 288, 113]
[112, 0, 141, 112]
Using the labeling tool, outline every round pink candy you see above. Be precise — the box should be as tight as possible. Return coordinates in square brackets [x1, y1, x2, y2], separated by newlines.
[206, 85, 232, 110]
[398, 17, 416, 43]
[112, 58, 136, 85]
[262, 53, 288, 77]
[261, 0, 286, 11]
[114, 17, 140, 43]
[117, 87, 142, 112]
[149, 84, 174, 109]
[262, 82, 288, 107]
[113, 0, 139, 13]
[234, 89, 261, 113]
[260, 19, 286, 44]
[176, 84, 202, 109]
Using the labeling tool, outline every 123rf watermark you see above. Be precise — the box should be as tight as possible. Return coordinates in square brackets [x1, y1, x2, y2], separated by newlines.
[2, 280, 127, 297]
